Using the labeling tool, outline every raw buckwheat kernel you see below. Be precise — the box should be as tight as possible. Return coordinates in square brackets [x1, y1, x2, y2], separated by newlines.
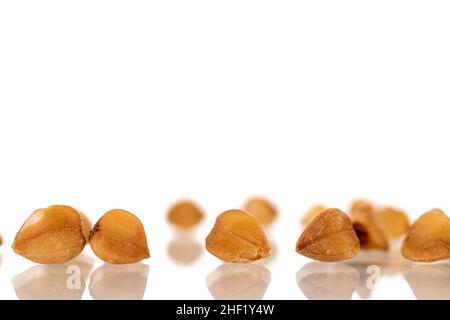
[89, 209, 150, 264]
[401, 209, 450, 262]
[12, 205, 87, 264]
[243, 197, 277, 225]
[296, 208, 360, 262]
[167, 200, 204, 229]
[350, 200, 389, 251]
[206, 209, 272, 263]
[377, 207, 409, 239]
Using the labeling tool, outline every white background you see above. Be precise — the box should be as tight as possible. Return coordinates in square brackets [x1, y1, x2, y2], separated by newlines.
[0, 1, 449, 300]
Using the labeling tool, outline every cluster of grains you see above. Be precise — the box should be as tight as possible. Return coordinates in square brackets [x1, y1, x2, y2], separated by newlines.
[12, 205, 150, 265]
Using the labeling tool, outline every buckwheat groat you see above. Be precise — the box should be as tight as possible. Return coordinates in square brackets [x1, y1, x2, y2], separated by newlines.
[206, 209, 272, 263]
[296, 208, 360, 262]
[401, 209, 450, 262]
[13, 205, 87, 264]
[167, 200, 204, 229]
[90, 209, 150, 264]
[377, 207, 409, 239]
[350, 200, 389, 251]
[243, 197, 277, 225]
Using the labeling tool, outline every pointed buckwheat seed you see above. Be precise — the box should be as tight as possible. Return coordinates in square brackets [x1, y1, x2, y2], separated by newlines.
[12, 205, 88, 264]
[350, 200, 389, 251]
[377, 207, 409, 239]
[206, 209, 272, 263]
[243, 197, 277, 225]
[296, 208, 360, 262]
[401, 209, 450, 262]
[89, 209, 150, 264]
[167, 200, 204, 229]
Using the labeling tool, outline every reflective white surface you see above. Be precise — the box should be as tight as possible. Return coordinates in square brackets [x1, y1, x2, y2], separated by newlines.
[1, 223, 446, 300]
